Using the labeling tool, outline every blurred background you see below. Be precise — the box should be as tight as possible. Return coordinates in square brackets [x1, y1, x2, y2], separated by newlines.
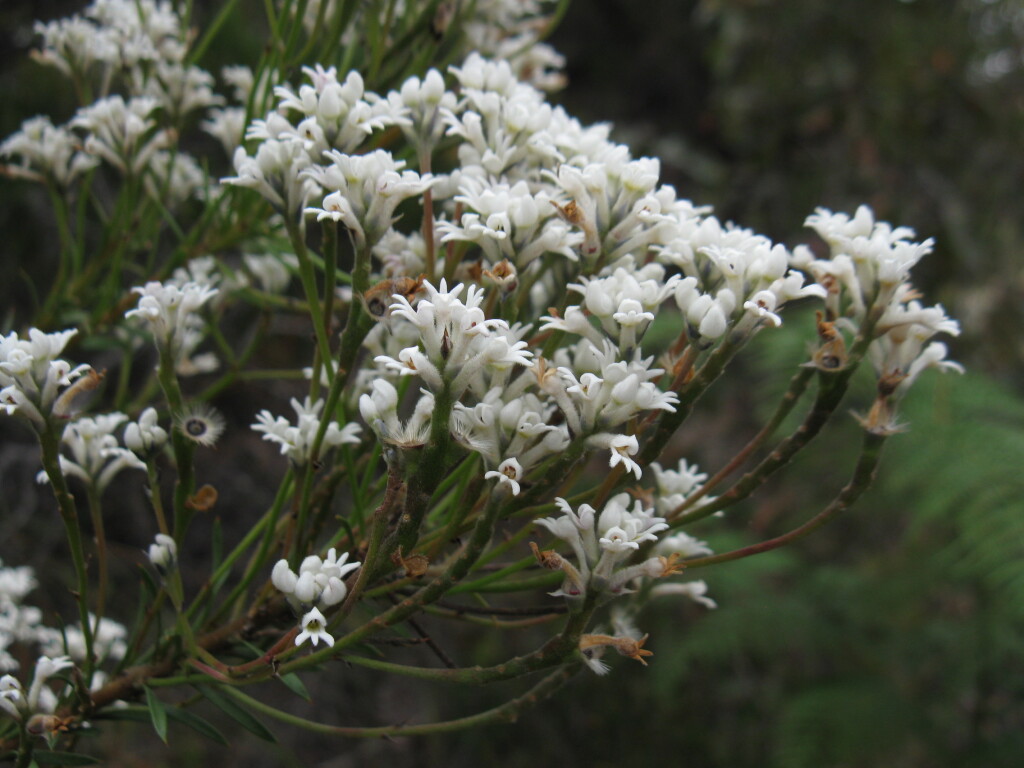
[1, 1, 1023, 766]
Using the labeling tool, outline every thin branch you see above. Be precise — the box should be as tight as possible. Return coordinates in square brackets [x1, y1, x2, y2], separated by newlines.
[683, 431, 887, 570]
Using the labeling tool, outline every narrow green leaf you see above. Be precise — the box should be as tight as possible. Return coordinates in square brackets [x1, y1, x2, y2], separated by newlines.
[94, 704, 229, 746]
[277, 672, 311, 701]
[145, 687, 168, 744]
[31, 752, 101, 766]
[211, 517, 224, 571]
[164, 706, 230, 746]
[195, 685, 276, 742]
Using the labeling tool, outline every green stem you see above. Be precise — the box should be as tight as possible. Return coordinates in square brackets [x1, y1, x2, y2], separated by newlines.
[670, 365, 815, 521]
[221, 664, 577, 737]
[86, 485, 108, 637]
[13, 723, 33, 768]
[638, 336, 741, 466]
[682, 362, 862, 525]
[147, 458, 169, 535]
[188, 469, 294, 625]
[684, 431, 887, 569]
[39, 424, 96, 679]
[384, 381, 455, 559]
[420, 150, 436, 282]
[287, 220, 335, 382]
[284, 492, 506, 675]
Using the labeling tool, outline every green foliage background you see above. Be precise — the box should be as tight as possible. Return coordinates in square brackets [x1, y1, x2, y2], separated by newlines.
[0, 0, 1022, 766]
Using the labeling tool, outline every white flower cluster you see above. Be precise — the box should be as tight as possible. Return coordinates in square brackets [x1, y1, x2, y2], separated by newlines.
[125, 280, 219, 374]
[535, 494, 671, 599]
[438, 178, 583, 269]
[3, 1, 220, 204]
[375, 280, 533, 399]
[34, 0, 185, 76]
[1, 559, 41, 673]
[272, 549, 361, 612]
[223, 66, 418, 222]
[263, 53, 960, 495]
[70, 95, 170, 176]
[650, 458, 713, 518]
[35, 413, 146, 492]
[0, 116, 97, 186]
[0, 656, 74, 723]
[1, 557, 128, 690]
[657, 216, 828, 344]
[252, 397, 362, 465]
[0, 329, 93, 429]
[272, 550, 362, 648]
[40, 615, 127, 665]
[304, 149, 435, 250]
[533, 492, 720, 625]
[799, 206, 963, 400]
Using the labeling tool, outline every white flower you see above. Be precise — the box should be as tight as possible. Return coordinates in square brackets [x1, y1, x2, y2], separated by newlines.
[295, 607, 334, 648]
[268, 65, 402, 155]
[243, 253, 297, 293]
[40, 616, 126, 663]
[0, 116, 98, 186]
[272, 549, 361, 610]
[0, 558, 37, 603]
[651, 580, 718, 610]
[71, 96, 170, 175]
[650, 459, 711, 516]
[655, 532, 713, 559]
[124, 407, 167, 454]
[0, 674, 23, 719]
[176, 404, 225, 447]
[304, 149, 433, 250]
[125, 281, 219, 374]
[252, 397, 361, 465]
[202, 107, 247, 154]
[484, 457, 523, 495]
[222, 138, 317, 219]
[587, 433, 642, 480]
[36, 413, 145, 492]
[1, 655, 74, 721]
[147, 533, 177, 573]
[388, 68, 457, 154]
[0, 328, 92, 428]
[142, 150, 207, 206]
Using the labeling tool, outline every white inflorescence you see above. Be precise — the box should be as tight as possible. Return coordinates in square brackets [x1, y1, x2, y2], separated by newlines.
[0, 0, 967, 686]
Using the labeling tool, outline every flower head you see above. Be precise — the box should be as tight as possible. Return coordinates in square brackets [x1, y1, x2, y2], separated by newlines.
[272, 549, 361, 611]
[484, 457, 524, 495]
[147, 533, 177, 573]
[295, 607, 333, 648]
[176, 404, 225, 447]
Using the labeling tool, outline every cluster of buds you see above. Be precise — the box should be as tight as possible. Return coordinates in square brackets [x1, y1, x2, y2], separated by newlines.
[272, 550, 362, 648]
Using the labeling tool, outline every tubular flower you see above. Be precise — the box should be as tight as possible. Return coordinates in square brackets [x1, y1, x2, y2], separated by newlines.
[272, 549, 361, 612]
[535, 494, 668, 599]
[252, 397, 361, 465]
[0, 329, 92, 430]
[304, 149, 433, 250]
